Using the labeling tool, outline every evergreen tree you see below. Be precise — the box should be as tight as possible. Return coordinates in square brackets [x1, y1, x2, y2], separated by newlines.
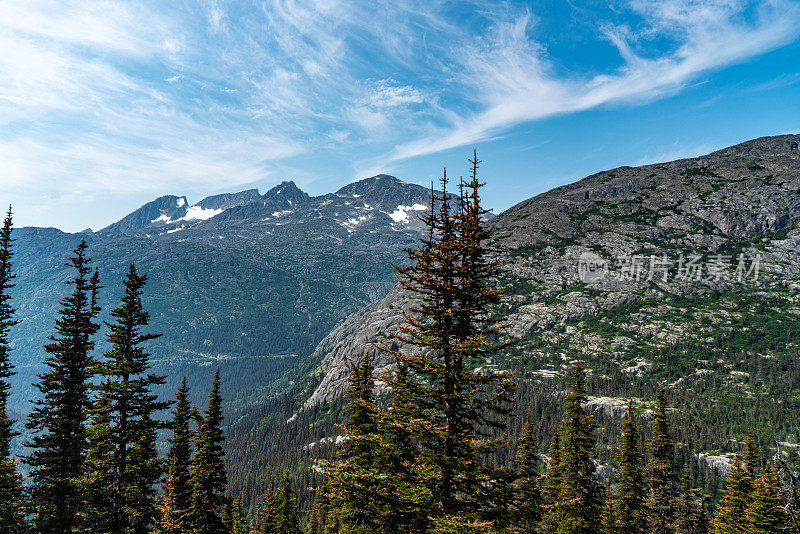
[713, 455, 750, 534]
[553, 363, 602, 534]
[253, 486, 277, 534]
[306, 503, 324, 534]
[745, 463, 786, 534]
[154, 460, 189, 534]
[375, 361, 434, 533]
[274, 471, 301, 534]
[511, 412, 543, 531]
[540, 427, 563, 534]
[673, 469, 707, 534]
[615, 401, 646, 534]
[0, 207, 25, 533]
[157, 377, 194, 531]
[190, 368, 228, 534]
[326, 355, 383, 531]
[83, 263, 168, 533]
[646, 388, 674, 534]
[382, 156, 516, 528]
[304, 482, 329, 534]
[603, 478, 616, 534]
[25, 240, 100, 534]
[744, 432, 759, 478]
[222, 494, 246, 534]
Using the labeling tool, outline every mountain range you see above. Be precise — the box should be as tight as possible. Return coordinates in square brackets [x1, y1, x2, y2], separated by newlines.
[9, 175, 438, 412]
[8, 134, 800, 503]
[222, 134, 800, 503]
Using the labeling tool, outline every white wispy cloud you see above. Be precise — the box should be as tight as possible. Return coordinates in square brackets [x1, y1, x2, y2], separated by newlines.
[0, 0, 798, 229]
[382, 0, 800, 165]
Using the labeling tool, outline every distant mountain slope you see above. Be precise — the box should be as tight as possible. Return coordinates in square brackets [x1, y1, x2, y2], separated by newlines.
[8, 175, 436, 412]
[302, 134, 800, 420]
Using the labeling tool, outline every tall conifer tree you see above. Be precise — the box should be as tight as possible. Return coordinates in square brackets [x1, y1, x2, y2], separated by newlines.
[745, 463, 786, 534]
[646, 388, 674, 534]
[511, 413, 543, 531]
[154, 460, 189, 534]
[540, 427, 563, 534]
[382, 155, 515, 528]
[83, 263, 167, 533]
[190, 368, 228, 534]
[0, 208, 25, 532]
[375, 361, 434, 532]
[616, 401, 646, 534]
[553, 363, 602, 534]
[252, 485, 277, 534]
[326, 355, 383, 531]
[673, 469, 707, 534]
[274, 470, 301, 534]
[714, 456, 751, 534]
[603, 478, 616, 534]
[157, 377, 194, 531]
[25, 240, 100, 534]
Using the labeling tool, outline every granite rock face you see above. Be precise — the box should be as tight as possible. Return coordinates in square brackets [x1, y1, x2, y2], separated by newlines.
[304, 134, 800, 408]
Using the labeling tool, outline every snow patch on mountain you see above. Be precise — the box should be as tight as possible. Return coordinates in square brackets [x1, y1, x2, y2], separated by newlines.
[387, 203, 426, 223]
[341, 214, 371, 232]
[182, 205, 223, 221]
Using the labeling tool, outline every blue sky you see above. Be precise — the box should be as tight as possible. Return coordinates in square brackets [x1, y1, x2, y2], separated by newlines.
[1, 0, 799, 231]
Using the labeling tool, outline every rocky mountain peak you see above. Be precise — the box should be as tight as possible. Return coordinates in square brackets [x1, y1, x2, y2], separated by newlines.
[100, 194, 189, 235]
[197, 189, 261, 211]
[262, 180, 309, 208]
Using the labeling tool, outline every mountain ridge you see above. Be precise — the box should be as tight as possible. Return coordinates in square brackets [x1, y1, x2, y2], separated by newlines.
[7, 174, 440, 413]
[301, 133, 800, 408]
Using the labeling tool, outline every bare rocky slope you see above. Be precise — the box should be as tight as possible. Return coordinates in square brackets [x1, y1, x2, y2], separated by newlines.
[304, 134, 800, 419]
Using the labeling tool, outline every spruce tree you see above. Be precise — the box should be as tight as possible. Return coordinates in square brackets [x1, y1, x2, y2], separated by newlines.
[540, 427, 563, 534]
[713, 455, 750, 534]
[253, 486, 277, 534]
[25, 240, 101, 534]
[326, 355, 383, 531]
[157, 377, 194, 531]
[615, 401, 646, 534]
[274, 470, 301, 534]
[511, 413, 543, 531]
[83, 263, 168, 533]
[673, 469, 707, 534]
[154, 461, 189, 534]
[222, 494, 245, 534]
[190, 368, 228, 534]
[744, 432, 759, 478]
[553, 363, 602, 534]
[0, 207, 25, 532]
[745, 463, 786, 534]
[231, 497, 247, 534]
[603, 478, 616, 534]
[646, 388, 674, 534]
[382, 156, 515, 527]
[375, 361, 434, 533]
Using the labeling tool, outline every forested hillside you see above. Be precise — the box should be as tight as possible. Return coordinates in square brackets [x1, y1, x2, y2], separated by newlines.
[226, 136, 800, 527]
